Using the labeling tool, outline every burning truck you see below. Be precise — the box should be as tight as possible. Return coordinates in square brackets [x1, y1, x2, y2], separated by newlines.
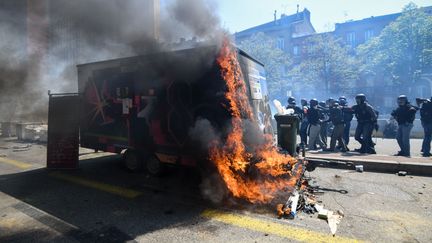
[47, 40, 304, 205]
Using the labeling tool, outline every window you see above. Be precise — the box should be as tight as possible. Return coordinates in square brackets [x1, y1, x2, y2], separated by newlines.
[293, 46, 299, 56]
[346, 32, 356, 47]
[364, 29, 374, 42]
[277, 37, 285, 50]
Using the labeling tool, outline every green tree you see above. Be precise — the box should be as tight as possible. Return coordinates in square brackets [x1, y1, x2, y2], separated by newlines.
[288, 34, 358, 96]
[357, 3, 432, 90]
[238, 32, 291, 101]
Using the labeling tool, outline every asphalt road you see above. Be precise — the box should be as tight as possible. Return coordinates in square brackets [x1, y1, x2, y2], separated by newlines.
[0, 137, 431, 242]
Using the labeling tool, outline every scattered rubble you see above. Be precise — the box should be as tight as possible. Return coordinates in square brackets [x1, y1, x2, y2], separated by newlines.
[398, 171, 407, 176]
[327, 210, 344, 236]
[276, 173, 346, 236]
[277, 190, 300, 219]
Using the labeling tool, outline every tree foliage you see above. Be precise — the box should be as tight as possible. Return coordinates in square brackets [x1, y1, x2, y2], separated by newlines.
[357, 3, 432, 87]
[238, 32, 291, 100]
[288, 34, 359, 96]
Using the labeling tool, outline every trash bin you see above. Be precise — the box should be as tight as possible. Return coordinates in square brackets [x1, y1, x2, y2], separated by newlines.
[274, 115, 300, 156]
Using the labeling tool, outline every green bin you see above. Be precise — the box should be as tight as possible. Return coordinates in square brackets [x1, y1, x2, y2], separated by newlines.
[274, 115, 300, 156]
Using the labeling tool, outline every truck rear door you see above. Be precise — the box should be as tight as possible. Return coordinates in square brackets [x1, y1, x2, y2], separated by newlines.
[47, 93, 80, 169]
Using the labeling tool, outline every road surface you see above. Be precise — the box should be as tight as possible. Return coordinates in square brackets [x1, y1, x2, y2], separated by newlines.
[0, 137, 431, 242]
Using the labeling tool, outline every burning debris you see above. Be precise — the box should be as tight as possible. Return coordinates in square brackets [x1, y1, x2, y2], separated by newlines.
[208, 39, 304, 204]
[209, 39, 344, 236]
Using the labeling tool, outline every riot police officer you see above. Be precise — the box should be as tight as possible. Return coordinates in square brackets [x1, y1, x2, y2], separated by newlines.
[307, 99, 325, 150]
[339, 96, 354, 146]
[391, 95, 417, 157]
[418, 97, 432, 157]
[352, 94, 377, 154]
[324, 101, 348, 152]
[286, 97, 304, 119]
[299, 98, 309, 146]
[318, 101, 329, 147]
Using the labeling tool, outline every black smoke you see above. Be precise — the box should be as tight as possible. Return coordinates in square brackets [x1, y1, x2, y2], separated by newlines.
[0, 0, 222, 122]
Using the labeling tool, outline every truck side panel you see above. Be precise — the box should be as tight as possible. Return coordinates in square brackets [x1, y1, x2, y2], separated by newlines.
[77, 47, 272, 166]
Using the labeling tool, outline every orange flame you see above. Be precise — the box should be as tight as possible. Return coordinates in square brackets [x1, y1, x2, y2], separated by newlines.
[209, 39, 303, 204]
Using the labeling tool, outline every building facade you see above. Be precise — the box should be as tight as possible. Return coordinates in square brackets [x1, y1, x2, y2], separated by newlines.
[235, 8, 316, 54]
[234, 8, 316, 98]
[235, 6, 432, 113]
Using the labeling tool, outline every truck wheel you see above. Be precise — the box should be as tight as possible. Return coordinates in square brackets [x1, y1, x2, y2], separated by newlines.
[146, 155, 164, 176]
[123, 149, 143, 172]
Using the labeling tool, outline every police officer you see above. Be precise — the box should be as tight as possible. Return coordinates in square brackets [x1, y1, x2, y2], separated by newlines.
[286, 97, 304, 119]
[307, 99, 326, 150]
[339, 96, 354, 147]
[299, 98, 309, 146]
[352, 94, 377, 154]
[324, 101, 348, 152]
[318, 101, 329, 147]
[391, 95, 417, 157]
[418, 98, 432, 157]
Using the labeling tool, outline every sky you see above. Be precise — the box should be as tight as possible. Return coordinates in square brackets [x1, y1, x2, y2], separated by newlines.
[216, 0, 432, 33]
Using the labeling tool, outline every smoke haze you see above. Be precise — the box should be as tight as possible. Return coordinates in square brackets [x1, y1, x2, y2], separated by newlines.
[0, 0, 222, 122]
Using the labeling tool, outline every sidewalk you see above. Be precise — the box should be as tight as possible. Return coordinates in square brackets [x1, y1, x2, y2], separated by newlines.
[304, 137, 432, 176]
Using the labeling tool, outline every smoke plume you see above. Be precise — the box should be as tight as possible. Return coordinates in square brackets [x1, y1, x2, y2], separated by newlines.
[0, 0, 222, 122]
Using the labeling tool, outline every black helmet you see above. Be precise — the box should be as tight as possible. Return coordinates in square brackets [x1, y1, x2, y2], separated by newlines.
[398, 95, 408, 106]
[300, 98, 308, 106]
[310, 98, 318, 107]
[288, 97, 296, 105]
[333, 101, 340, 107]
[339, 96, 347, 105]
[355, 94, 366, 105]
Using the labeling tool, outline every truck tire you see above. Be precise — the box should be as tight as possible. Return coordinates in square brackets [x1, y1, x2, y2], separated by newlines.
[146, 155, 164, 176]
[123, 149, 143, 172]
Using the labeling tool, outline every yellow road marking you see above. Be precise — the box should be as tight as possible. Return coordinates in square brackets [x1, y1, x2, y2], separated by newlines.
[0, 157, 32, 169]
[49, 172, 142, 199]
[201, 209, 363, 243]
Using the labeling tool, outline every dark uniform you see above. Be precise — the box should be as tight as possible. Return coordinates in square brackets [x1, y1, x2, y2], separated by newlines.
[391, 95, 417, 157]
[352, 94, 377, 154]
[325, 102, 348, 152]
[419, 98, 432, 157]
[318, 101, 329, 147]
[307, 99, 325, 150]
[299, 99, 309, 146]
[286, 97, 304, 120]
[339, 96, 354, 146]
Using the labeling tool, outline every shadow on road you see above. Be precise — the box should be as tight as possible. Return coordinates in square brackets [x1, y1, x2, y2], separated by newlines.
[0, 155, 212, 242]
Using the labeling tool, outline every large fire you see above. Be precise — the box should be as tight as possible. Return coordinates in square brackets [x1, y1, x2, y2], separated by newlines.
[209, 40, 303, 204]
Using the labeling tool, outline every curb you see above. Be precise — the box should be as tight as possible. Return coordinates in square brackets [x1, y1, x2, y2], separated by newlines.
[305, 156, 432, 177]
